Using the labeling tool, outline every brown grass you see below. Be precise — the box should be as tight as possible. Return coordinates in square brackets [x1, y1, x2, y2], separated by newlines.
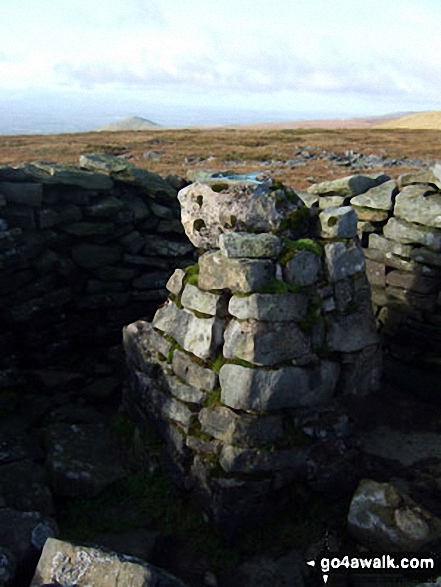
[375, 110, 441, 130]
[1, 127, 441, 190]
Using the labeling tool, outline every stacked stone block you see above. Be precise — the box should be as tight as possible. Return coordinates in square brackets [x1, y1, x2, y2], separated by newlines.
[308, 167, 441, 394]
[0, 154, 195, 383]
[124, 174, 380, 535]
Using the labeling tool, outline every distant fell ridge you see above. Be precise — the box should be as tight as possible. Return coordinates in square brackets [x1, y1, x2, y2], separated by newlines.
[375, 110, 441, 130]
[96, 116, 163, 131]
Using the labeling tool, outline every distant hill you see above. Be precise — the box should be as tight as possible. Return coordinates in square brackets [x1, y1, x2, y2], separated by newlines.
[374, 111, 441, 130]
[96, 116, 163, 131]
[226, 112, 415, 130]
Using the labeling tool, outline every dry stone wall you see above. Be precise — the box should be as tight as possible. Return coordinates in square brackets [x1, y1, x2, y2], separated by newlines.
[307, 166, 441, 396]
[0, 154, 195, 388]
[123, 173, 381, 536]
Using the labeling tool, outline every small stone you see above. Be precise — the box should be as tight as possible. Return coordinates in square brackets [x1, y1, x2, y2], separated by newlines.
[324, 241, 366, 281]
[283, 250, 322, 286]
[223, 319, 310, 366]
[383, 217, 441, 251]
[394, 184, 441, 228]
[181, 283, 227, 316]
[198, 251, 275, 293]
[220, 362, 340, 411]
[319, 206, 358, 238]
[219, 232, 282, 259]
[166, 268, 186, 295]
[369, 233, 413, 257]
[365, 259, 386, 288]
[228, 292, 308, 321]
[152, 301, 224, 360]
[163, 374, 204, 404]
[328, 303, 379, 352]
[172, 350, 218, 391]
[352, 206, 389, 222]
[307, 174, 388, 197]
[398, 169, 441, 189]
[386, 270, 439, 294]
[350, 180, 397, 210]
[318, 195, 346, 209]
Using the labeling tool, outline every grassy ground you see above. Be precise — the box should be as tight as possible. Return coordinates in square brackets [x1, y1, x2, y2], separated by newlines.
[1, 128, 441, 190]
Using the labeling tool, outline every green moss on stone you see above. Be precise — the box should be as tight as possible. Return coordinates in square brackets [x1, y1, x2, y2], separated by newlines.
[184, 262, 199, 286]
[256, 279, 302, 294]
[203, 388, 222, 408]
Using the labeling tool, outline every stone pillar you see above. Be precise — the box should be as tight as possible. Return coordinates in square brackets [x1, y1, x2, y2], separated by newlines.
[123, 173, 381, 536]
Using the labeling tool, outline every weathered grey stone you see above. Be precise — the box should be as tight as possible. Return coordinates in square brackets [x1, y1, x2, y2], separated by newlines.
[383, 217, 441, 251]
[97, 266, 138, 281]
[328, 303, 379, 352]
[163, 374, 204, 404]
[307, 174, 388, 197]
[144, 235, 194, 258]
[0, 546, 16, 586]
[153, 301, 223, 360]
[0, 459, 54, 515]
[133, 271, 170, 290]
[352, 206, 389, 222]
[395, 184, 441, 228]
[368, 233, 413, 257]
[166, 268, 186, 295]
[223, 319, 310, 366]
[318, 195, 346, 209]
[172, 350, 218, 391]
[365, 246, 441, 277]
[57, 203, 82, 223]
[219, 232, 282, 259]
[295, 190, 319, 208]
[120, 230, 144, 254]
[45, 423, 126, 497]
[319, 206, 358, 238]
[160, 394, 193, 428]
[365, 259, 386, 288]
[348, 479, 441, 551]
[26, 162, 114, 189]
[178, 180, 302, 248]
[86, 196, 125, 217]
[157, 218, 183, 234]
[219, 445, 309, 475]
[181, 283, 227, 316]
[228, 292, 308, 321]
[324, 241, 366, 281]
[38, 208, 60, 228]
[198, 251, 275, 293]
[386, 286, 437, 311]
[220, 362, 340, 411]
[0, 182, 43, 206]
[350, 179, 397, 210]
[283, 249, 322, 286]
[123, 321, 171, 369]
[2, 206, 36, 229]
[199, 406, 283, 446]
[386, 270, 439, 294]
[123, 193, 150, 220]
[31, 538, 188, 587]
[72, 243, 122, 268]
[398, 169, 441, 189]
[92, 528, 160, 563]
[410, 246, 441, 267]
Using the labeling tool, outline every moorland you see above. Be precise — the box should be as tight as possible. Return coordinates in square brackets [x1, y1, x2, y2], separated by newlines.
[2, 127, 441, 189]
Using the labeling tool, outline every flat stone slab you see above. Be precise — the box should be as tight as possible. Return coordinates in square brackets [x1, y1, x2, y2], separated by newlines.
[198, 251, 275, 293]
[219, 362, 340, 411]
[228, 292, 308, 321]
[198, 406, 283, 446]
[394, 184, 441, 228]
[283, 249, 322, 286]
[163, 374, 204, 404]
[319, 206, 358, 239]
[31, 538, 188, 587]
[172, 349, 218, 391]
[350, 180, 397, 210]
[45, 423, 126, 497]
[181, 283, 227, 316]
[219, 445, 309, 475]
[307, 174, 389, 197]
[383, 217, 441, 251]
[219, 232, 282, 259]
[166, 268, 185, 295]
[223, 319, 310, 366]
[328, 304, 378, 352]
[152, 300, 224, 360]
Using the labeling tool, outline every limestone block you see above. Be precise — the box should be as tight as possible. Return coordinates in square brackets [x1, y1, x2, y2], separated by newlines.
[223, 319, 310, 366]
[319, 206, 358, 238]
[25, 161, 114, 189]
[219, 362, 340, 411]
[383, 217, 441, 251]
[394, 185, 441, 228]
[160, 394, 193, 428]
[352, 207, 389, 222]
[198, 251, 275, 293]
[166, 268, 186, 295]
[178, 180, 293, 248]
[324, 241, 366, 281]
[398, 169, 441, 189]
[228, 292, 308, 321]
[181, 283, 227, 316]
[328, 303, 379, 352]
[318, 195, 346, 209]
[410, 246, 441, 268]
[350, 180, 397, 210]
[198, 406, 283, 446]
[369, 233, 413, 258]
[386, 270, 440, 294]
[163, 374, 204, 404]
[348, 479, 441, 551]
[219, 445, 309, 475]
[0, 182, 43, 206]
[152, 301, 224, 360]
[219, 232, 282, 258]
[307, 174, 388, 197]
[283, 249, 322, 286]
[386, 286, 437, 312]
[365, 259, 386, 288]
[31, 538, 188, 587]
[172, 349, 218, 391]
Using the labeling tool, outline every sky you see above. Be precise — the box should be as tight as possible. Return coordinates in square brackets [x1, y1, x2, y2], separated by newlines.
[1, 0, 441, 131]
